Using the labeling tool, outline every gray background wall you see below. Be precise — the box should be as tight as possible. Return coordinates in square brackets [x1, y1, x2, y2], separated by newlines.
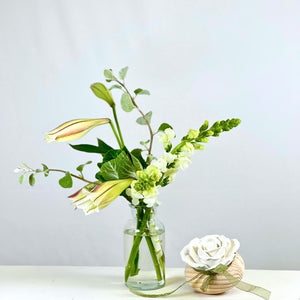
[1, 0, 299, 269]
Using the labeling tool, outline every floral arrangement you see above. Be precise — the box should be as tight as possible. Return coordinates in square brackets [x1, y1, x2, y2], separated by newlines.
[15, 67, 241, 288]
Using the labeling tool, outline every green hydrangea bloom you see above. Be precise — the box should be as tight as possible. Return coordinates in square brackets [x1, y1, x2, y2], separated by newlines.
[134, 165, 162, 193]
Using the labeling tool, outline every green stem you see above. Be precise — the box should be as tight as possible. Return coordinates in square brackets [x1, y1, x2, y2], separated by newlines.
[159, 255, 165, 280]
[112, 105, 125, 147]
[171, 142, 185, 154]
[47, 169, 95, 184]
[109, 121, 122, 148]
[125, 208, 151, 282]
[130, 207, 143, 276]
[145, 236, 163, 281]
[116, 80, 153, 162]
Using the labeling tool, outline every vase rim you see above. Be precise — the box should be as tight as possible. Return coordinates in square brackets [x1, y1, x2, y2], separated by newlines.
[128, 203, 159, 209]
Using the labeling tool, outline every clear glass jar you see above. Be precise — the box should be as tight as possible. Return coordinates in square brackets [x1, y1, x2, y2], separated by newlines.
[124, 204, 165, 290]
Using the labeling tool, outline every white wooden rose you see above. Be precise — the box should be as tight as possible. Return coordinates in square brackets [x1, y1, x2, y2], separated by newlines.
[180, 235, 240, 270]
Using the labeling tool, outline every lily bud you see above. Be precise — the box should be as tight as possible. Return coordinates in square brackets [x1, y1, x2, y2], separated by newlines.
[69, 179, 133, 215]
[90, 83, 115, 107]
[45, 118, 110, 143]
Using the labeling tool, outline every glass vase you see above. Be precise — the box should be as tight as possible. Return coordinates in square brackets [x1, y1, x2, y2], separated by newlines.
[124, 204, 165, 290]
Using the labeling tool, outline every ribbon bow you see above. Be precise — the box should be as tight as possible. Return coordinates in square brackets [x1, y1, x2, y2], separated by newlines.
[130, 264, 271, 299]
[194, 264, 271, 299]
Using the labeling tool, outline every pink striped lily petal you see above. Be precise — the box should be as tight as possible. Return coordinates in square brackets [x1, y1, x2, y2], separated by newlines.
[45, 118, 110, 143]
[69, 179, 133, 215]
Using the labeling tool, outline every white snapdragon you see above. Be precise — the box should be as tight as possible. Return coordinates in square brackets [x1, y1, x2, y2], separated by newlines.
[126, 181, 143, 206]
[174, 152, 191, 169]
[143, 197, 157, 208]
[162, 152, 177, 164]
[143, 185, 158, 199]
[126, 176, 160, 208]
[186, 129, 199, 140]
[152, 152, 177, 173]
[180, 142, 194, 154]
[165, 128, 176, 140]
[152, 157, 168, 173]
[159, 128, 175, 151]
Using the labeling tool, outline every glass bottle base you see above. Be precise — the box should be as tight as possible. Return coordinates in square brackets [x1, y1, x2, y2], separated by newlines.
[125, 279, 165, 291]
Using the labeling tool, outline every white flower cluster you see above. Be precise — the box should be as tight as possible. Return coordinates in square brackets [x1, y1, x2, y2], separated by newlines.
[126, 128, 203, 208]
[158, 128, 176, 152]
[126, 182, 157, 207]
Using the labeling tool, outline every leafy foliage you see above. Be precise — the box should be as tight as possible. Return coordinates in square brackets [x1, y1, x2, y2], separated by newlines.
[100, 151, 142, 181]
[157, 123, 173, 132]
[70, 144, 103, 154]
[16, 65, 241, 217]
[119, 66, 129, 80]
[121, 93, 135, 112]
[110, 84, 122, 90]
[19, 174, 25, 184]
[134, 88, 150, 96]
[29, 174, 35, 186]
[136, 111, 152, 125]
[59, 172, 73, 188]
[131, 148, 148, 169]
[102, 149, 122, 163]
[104, 69, 117, 81]
[76, 161, 92, 177]
[70, 139, 114, 155]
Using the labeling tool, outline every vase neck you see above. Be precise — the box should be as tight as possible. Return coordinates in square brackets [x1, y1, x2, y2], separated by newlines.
[129, 204, 158, 220]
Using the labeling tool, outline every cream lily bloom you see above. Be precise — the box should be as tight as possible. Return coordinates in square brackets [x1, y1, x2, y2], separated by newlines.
[45, 118, 110, 143]
[69, 179, 133, 215]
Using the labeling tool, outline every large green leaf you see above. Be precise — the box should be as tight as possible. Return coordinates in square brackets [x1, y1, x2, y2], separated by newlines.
[131, 148, 148, 168]
[97, 139, 114, 154]
[95, 171, 105, 182]
[70, 139, 113, 155]
[101, 151, 142, 181]
[136, 111, 152, 125]
[102, 149, 122, 163]
[90, 83, 115, 107]
[70, 144, 103, 154]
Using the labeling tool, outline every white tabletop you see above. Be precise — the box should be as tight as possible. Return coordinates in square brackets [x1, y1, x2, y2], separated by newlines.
[0, 266, 299, 300]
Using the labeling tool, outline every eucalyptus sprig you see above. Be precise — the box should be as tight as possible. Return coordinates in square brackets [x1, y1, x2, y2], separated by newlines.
[15, 162, 95, 188]
[101, 67, 154, 164]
